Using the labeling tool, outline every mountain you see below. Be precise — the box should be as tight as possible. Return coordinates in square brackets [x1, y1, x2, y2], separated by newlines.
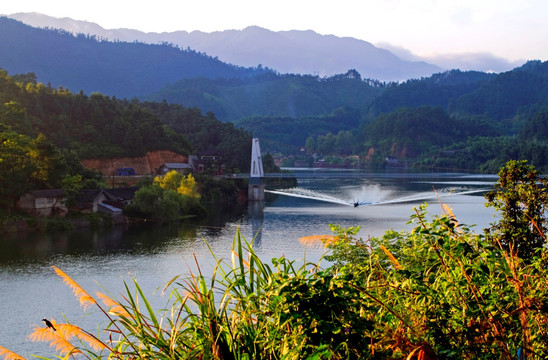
[366, 69, 497, 117]
[0, 17, 270, 98]
[144, 70, 384, 123]
[6, 12, 442, 81]
[451, 60, 548, 121]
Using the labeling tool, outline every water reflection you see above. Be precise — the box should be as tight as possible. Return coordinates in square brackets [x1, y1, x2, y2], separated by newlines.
[248, 200, 264, 248]
[0, 202, 248, 265]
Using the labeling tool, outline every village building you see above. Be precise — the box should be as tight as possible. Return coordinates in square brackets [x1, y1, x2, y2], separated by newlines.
[16, 189, 68, 217]
[17, 187, 139, 217]
[157, 163, 193, 175]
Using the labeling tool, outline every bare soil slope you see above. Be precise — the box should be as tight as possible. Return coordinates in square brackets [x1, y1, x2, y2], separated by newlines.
[81, 151, 188, 175]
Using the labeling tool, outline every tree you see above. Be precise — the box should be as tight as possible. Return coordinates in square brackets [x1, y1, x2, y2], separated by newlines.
[61, 174, 83, 208]
[127, 171, 203, 221]
[177, 173, 200, 199]
[0, 131, 39, 211]
[485, 160, 548, 259]
[153, 171, 200, 199]
[262, 153, 279, 173]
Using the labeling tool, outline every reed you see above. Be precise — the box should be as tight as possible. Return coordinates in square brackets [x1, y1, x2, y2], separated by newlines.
[0, 346, 26, 360]
[51, 266, 96, 310]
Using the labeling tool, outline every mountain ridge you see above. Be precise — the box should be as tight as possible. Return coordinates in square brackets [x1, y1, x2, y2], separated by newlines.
[0, 17, 269, 98]
[7, 12, 441, 81]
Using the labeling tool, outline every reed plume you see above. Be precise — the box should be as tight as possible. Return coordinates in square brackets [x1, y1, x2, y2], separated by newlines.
[56, 323, 111, 352]
[52, 266, 96, 310]
[380, 244, 402, 270]
[29, 323, 81, 356]
[298, 234, 338, 247]
[96, 291, 132, 318]
[0, 345, 26, 360]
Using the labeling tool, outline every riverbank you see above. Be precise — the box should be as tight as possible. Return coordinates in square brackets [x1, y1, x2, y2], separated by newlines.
[0, 212, 127, 234]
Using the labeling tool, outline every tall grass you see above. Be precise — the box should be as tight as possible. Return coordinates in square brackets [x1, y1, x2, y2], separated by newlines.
[1, 203, 548, 359]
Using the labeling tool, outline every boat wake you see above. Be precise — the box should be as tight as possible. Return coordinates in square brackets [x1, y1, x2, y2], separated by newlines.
[266, 188, 351, 205]
[266, 186, 489, 207]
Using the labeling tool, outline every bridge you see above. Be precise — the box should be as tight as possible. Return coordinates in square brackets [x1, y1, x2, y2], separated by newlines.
[226, 173, 296, 179]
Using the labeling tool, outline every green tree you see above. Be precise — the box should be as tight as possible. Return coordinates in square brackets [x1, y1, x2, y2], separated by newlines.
[0, 131, 39, 211]
[485, 160, 548, 259]
[61, 174, 83, 208]
[127, 171, 203, 221]
[262, 152, 279, 173]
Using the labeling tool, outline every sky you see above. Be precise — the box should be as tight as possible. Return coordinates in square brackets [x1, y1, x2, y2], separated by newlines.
[3, 0, 547, 62]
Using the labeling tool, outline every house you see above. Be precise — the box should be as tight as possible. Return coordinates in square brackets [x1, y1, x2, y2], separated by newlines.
[97, 187, 139, 215]
[157, 163, 193, 175]
[189, 153, 224, 174]
[103, 186, 139, 206]
[76, 187, 138, 214]
[76, 190, 110, 213]
[16, 189, 68, 217]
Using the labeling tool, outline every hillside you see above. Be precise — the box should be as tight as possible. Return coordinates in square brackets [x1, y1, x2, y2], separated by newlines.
[0, 17, 270, 98]
[81, 150, 187, 176]
[144, 70, 384, 122]
[365, 70, 496, 117]
[6, 12, 443, 81]
[0, 69, 252, 171]
[451, 60, 548, 121]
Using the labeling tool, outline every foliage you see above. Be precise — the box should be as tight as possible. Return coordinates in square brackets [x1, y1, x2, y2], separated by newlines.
[146, 72, 382, 123]
[154, 171, 200, 199]
[519, 107, 548, 143]
[7, 201, 548, 359]
[452, 61, 548, 121]
[0, 130, 95, 211]
[367, 69, 495, 117]
[261, 152, 280, 173]
[0, 130, 40, 210]
[306, 130, 357, 155]
[194, 174, 244, 204]
[142, 102, 253, 172]
[235, 107, 361, 154]
[323, 204, 548, 359]
[8, 160, 548, 359]
[0, 68, 188, 159]
[362, 106, 463, 160]
[1, 68, 253, 171]
[485, 160, 548, 259]
[125, 171, 204, 221]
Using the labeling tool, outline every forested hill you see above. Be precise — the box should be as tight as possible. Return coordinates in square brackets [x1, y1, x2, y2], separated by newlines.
[368, 62, 548, 121]
[365, 70, 496, 117]
[233, 62, 548, 173]
[144, 71, 385, 123]
[0, 17, 271, 98]
[0, 69, 252, 165]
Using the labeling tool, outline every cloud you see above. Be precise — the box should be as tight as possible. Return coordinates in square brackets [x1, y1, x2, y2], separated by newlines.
[375, 42, 525, 73]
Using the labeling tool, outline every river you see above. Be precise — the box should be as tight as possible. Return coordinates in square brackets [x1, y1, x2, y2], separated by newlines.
[0, 170, 498, 357]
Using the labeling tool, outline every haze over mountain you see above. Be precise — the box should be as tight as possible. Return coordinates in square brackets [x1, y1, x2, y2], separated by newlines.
[4, 12, 446, 81]
[0, 17, 269, 98]
[7, 12, 525, 80]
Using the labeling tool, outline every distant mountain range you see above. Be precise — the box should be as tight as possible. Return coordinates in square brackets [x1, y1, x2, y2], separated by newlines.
[0, 17, 269, 98]
[2, 12, 442, 81]
[6, 12, 525, 80]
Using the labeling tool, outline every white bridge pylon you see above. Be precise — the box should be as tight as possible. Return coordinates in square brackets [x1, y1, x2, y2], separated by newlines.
[248, 138, 265, 201]
[250, 138, 264, 179]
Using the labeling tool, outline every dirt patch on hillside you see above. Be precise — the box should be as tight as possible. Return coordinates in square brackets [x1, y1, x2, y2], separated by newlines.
[82, 151, 188, 175]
